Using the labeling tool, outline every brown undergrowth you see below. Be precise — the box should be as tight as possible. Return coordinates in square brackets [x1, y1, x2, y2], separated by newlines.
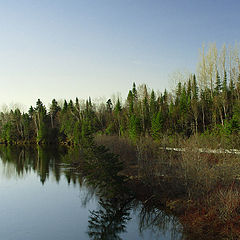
[95, 134, 240, 239]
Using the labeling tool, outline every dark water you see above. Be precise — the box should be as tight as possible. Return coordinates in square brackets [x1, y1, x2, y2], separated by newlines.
[0, 146, 183, 240]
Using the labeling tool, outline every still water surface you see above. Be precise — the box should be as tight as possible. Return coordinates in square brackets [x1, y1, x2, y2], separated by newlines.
[0, 146, 182, 240]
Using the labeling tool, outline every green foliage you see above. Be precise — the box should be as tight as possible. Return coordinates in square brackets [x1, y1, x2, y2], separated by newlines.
[22, 113, 33, 141]
[105, 123, 115, 135]
[73, 122, 82, 144]
[128, 114, 141, 141]
[81, 119, 94, 145]
[214, 71, 221, 95]
[192, 74, 198, 100]
[1, 71, 240, 145]
[151, 111, 163, 139]
[150, 90, 157, 116]
[114, 98, 122, 115]
[127, 90, 134, 114]
[2, 122, 13, 143]
[224, 106, 240, 134]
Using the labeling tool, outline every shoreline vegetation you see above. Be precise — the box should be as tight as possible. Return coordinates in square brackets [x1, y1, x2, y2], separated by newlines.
[95, 135, 240, 239]
[1, 44, 240, 238]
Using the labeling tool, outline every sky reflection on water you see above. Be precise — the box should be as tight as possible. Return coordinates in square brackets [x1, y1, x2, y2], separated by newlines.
[0, 146, 182, 240]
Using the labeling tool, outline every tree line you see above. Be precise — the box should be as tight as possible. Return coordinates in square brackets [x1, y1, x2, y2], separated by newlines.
[1, 44, 240, 144]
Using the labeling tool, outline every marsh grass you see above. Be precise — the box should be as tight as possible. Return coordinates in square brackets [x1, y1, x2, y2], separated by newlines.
[95, 135, 137, 165]
[95, 134, 240, 238]
[178, 138, 240, 238]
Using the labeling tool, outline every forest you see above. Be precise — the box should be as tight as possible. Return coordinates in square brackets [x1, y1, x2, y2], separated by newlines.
[1, 44, 240, 146]
[1, 44, 240, 238]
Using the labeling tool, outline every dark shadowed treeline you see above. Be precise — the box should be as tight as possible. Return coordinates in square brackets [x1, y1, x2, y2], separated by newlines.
[1, 44, 240, 145]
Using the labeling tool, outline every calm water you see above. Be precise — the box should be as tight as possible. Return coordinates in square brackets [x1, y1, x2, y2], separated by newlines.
[0, 146, 182, 240]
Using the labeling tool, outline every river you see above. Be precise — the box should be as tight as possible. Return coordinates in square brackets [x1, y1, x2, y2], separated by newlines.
[0, 145, 183, 240]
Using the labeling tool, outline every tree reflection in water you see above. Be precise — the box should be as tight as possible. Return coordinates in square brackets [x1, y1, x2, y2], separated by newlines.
[138, 204, 183, 240]
[88, 197, 132, 240]
[0, 145, 183, 240]
[80, 143, 134, 239]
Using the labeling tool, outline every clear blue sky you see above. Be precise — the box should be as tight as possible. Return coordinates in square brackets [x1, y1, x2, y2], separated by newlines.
[0, 0, 239, 109]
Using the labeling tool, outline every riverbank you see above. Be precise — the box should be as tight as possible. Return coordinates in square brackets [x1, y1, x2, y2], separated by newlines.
[94, 135, 240, 239]
[1, 133, 240, 239]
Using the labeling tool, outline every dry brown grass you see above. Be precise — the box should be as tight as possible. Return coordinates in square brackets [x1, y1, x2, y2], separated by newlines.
[95, 135, 240, 198]
[95, 134, 240, 238]
[178, 139, 240, 198]
[177, 138, 240, 239]
[134, 135, 240, 238]
[180, 184, 240, 239]
[212, 184, 240, 222]
[94, 135, 137, 165]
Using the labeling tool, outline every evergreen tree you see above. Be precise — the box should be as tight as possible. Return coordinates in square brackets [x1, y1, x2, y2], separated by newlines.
[191, 75, 199, 133]
[106, 99, 113, 113]
[132, 82, 138, 102]
[114, 98, 122, 136]
[127, 91, 134, 114]
[128, 114, 141, 141]
[151, 111, 163, 140]
[34, 99, 49, 144]
[142, 96, 150, 135]
[150, 90, 157, 117]
[214, 71, 221, 95]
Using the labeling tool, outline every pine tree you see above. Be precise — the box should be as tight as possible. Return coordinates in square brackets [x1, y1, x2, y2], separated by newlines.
[150, 90, 157, 117]
[191, 74, 199, 133]
[132, 82, 138, 102]
[34, 99, 49, 144]
[63, 100, 68, 112]
[127, 90, 134, 114]
[114, 98, 122, 136]
[151, 111, 163, 139]
[214, 71, 221, 95]
[128, 114, 141, 141]
[175, 82, 182, 105]
[50, 99, 60, 128]
[142, 96, 150, 135]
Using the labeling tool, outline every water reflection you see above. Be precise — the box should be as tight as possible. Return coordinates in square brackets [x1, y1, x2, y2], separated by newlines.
[138, 204, 182, 240]
[0, 145, 78, 185]
[88, 197, 133, 240]
[0, 145, 183, 240]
